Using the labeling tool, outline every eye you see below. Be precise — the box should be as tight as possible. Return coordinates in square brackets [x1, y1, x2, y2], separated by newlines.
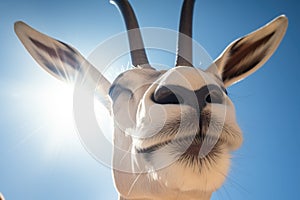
[109, 84, 124, 100]
[224, 89, 228, 95]
[109, 84, 133, 101]
[109, 85, 121, 100]
[220, 86, 228, 95]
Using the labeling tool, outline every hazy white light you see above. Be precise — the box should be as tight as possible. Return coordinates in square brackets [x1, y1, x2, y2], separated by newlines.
[38, 82, 79, 154]
[26, 79, 114, 160]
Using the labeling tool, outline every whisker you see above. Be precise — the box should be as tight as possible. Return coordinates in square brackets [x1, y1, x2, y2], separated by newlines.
[127, 172, 143, 197]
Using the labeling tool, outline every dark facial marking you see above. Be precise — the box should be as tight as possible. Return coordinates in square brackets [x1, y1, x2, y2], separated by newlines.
[153, 84, 224, 111]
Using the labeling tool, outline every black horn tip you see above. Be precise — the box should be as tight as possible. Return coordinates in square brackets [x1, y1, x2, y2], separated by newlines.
[175, 0, 196, 67]
[111, 0, 151, 69]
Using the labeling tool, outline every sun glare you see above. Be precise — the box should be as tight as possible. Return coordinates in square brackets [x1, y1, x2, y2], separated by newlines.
[27, 79, 114, 160]
[30, 81, 81, 157]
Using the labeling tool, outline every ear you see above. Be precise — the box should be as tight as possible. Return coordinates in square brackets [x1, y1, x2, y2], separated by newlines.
[14, 21, 112, 110]
[208, 15, 288, 87]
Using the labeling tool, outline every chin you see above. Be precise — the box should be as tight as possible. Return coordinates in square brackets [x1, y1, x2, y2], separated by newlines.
[158, 150, 231, 192]
[134, 123, 241, 194]
[114, 148, 230, 199]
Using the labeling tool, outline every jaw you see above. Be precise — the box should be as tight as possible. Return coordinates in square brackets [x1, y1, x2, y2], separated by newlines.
[149, 148, 231, 191]
[113, 127, 231, 200]
[112, 109, 241, 199]
[114, 147, 230, 200]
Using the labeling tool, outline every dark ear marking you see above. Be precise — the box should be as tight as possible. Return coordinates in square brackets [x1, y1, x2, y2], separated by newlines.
[57, 41, 82, 70]
[35, 50, 67, 78]
[222, 51, 267, 82]
[231, 31, 275, 55]
[57, 48, 81, 70]
[29, 37, 57, 58]
[44, 61, 67, 79]
[229, 38, 244, 54]
[29, 37, 81, 70]
[58, 40, 77, 54]
[226, 32, 275, 69]
[221, 31, 275, 83]
[209, 15, 288, 87]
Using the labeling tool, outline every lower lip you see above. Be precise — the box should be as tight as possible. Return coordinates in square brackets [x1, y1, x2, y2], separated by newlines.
[139, 138, 203, 155]
[137, 133, 221, 155]
[183, 142, 202, 156]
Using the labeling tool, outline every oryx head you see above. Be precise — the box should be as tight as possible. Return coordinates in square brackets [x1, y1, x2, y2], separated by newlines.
[15, 0, 287, 199]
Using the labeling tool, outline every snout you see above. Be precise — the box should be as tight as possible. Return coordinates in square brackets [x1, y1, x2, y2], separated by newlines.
[136, 69, 224, 143]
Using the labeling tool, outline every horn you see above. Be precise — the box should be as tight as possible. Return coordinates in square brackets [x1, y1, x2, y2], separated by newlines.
[175, 0, 196, 67]
[111, 0, 153, 69]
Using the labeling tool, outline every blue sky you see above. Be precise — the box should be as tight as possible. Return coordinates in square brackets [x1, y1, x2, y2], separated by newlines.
[0, 0, 300, 199]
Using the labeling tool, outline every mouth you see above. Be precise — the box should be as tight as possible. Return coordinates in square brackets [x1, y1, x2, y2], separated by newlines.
[136, 133, 221, 157]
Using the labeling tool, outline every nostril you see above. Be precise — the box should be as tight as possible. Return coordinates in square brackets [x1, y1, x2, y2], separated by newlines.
[205, 89, 224, 104]
[152, 86, 181, 104]
[205, 94, 212, 103]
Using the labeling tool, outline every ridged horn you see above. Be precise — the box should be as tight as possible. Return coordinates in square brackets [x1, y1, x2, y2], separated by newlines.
[175, 0, 196, 67]
[111, 0, 153, 69]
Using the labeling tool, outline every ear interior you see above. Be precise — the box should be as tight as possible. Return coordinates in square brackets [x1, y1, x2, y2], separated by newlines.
[14, 21, 112, 111]
[211, 15, 288, 87]
[14, 21, 86, 82]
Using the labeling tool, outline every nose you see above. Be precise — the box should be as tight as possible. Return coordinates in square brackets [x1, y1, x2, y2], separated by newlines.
[152, 84, 224, 108]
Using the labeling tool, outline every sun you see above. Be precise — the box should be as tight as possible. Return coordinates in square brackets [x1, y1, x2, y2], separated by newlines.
[28, 80, 82, 157]
[26, 78, 114, 160]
